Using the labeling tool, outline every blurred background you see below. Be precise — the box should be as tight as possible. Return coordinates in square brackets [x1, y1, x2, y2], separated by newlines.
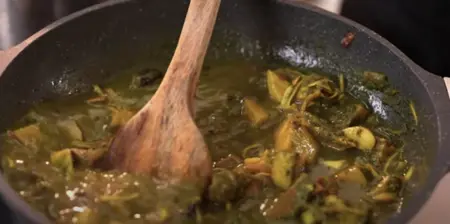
[1, 0, 449, 76]
[0, 0, 107, 49]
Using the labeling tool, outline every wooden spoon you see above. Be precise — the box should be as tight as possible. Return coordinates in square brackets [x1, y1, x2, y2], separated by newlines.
[100, 0, 221, 189]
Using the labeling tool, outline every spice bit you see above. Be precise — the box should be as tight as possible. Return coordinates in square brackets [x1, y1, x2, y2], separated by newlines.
[341, 32, 355, 48]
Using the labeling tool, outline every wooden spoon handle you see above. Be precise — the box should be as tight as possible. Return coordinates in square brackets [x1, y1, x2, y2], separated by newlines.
[156, 0, 221, 114]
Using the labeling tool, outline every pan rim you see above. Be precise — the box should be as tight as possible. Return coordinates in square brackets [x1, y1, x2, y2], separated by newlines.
[0, 0, 449, 223]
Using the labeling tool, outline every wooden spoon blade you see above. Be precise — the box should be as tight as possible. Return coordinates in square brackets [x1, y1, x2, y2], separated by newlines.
[101, 102, 212, 188]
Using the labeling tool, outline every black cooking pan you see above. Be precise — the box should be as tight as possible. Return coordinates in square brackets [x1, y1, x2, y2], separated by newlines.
[0, 0, 449, 223]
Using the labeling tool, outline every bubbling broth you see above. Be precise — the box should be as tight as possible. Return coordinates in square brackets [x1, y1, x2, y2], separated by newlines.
[1, 60, 413, 223]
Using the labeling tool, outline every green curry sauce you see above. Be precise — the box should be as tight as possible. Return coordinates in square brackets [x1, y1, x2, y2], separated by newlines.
[0, 62, 413, 224]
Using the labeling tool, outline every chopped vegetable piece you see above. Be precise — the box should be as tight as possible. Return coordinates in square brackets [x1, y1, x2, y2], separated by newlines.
[103, 88, 138, 107]
[298, 112, 357, 151]
[359, 162, 381, 179]
[247, 174, 275, 197]
[87, 86, 108, 103]
[71, 139, 108, 149]
[300, 206, 326, 224]
[293, 126, 319, 167]
[86, 95, 107, 104]
[369, 176, 403, 196]
[208, 169, 238, 203]
[100, 192, 140, 202]
[314, 176, 339, 195]
[349, 104, 370, 126]
[324, 195, 365, 215]
[92, 85, 105, 96]
[274, 117, 294, 152]
[404, 166, 414, 181]
[71, 148, 108, 167]
[363, 71, 388, 90]
[241, 143, 265, 158]
[409, 101, 418, 125]
[342, 126, 376, 151]
[266, 70, 291, 102]
[72, 114, 107, 141]
[271, 151, 295, 189]
[292, 76, 302, 85]
[109, 107, 134, 129]
[214, 154, 242, 169]
[383, 151, 407, 175]
[10, 124, 42, 148]
[325, 195, 348, 212]
[371, 192, 397, 203]
[273, 68, 305, 80]
[74, 208, 98, 224]
[244, 156, 261, 164]
[242, 98, 269, 126]
[130, 68, 163, 88]
[50, 149, 74, 179]
[243, 157, 271, 174]
[280, 79, 302, 109]
[334, 166, 367, 186]
[57, 119, 83, 141]
[295, 74, 332, 101]
[51, 147, 106, 175]
[339, 73, 345, 92]
[264, 174, 312, 219]
[301, 209, 316, 224]
[339, 213, 363, 224]
[280, 85, 294, 108]
[322, 160, 348, 170]
[2, 157, 14, 169]
[373, 137, 396, 162]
